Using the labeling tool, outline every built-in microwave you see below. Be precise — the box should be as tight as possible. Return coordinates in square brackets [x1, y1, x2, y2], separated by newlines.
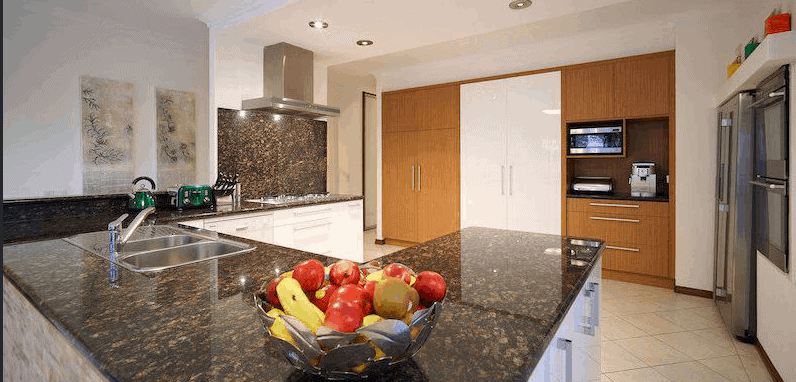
[567, 124, 624, 155]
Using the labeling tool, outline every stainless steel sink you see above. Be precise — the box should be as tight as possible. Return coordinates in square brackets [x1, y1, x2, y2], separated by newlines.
[63, 225, 255, 273]
[121, 241, 253, 272]
[120, 235, 204, 253]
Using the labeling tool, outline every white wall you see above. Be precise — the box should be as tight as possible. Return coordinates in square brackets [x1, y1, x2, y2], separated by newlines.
[3, 0, 210, 198]
[326, 69, 377, 195]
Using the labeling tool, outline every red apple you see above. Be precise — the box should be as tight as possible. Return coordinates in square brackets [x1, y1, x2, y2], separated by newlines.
[329, 260, 361, 286]
[292, 259, 326, 294]
[413, 271, 446, 303]
[363, 281, 377, 300]
[265, 277, 283, 308]
[310, 284, 339, 312]
[329, 284, 370, 315]
[383, 263, 411, 284]
[324, 300, 364, 332]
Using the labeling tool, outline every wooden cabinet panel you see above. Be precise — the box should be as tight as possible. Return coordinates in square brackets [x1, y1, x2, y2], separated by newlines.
[566, 211, 666, 247]
[615, 54, 672, 117]
[382, 93, 400, 133]
[602, 243, 668, 278]
[562, 64, 615, 121]
[382, 132, 419, 241]
[566, 198, 668, 218]
[417, 129, 460, 241]
[427, 86, 460, 131]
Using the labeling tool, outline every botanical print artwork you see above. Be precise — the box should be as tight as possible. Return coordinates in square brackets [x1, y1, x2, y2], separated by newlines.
[156, 88, 196, 188]
[80, 76, 135, 195]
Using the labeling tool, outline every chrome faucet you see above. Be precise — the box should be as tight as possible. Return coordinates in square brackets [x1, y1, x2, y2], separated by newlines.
[108, 207, 156, 260]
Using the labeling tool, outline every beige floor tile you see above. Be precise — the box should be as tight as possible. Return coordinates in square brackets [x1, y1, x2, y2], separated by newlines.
[655, 331, 737, 359]
[688, 306, 726, 323]
[601, 316, 648, 340]
[654, 309, 725, 331]
[603, 296, 666, 316]
[691, 327, 737, 351]
[739, 353, 774, 382]
[654, 293, 716, 311]
[620, 312, 688, 335]
[606, 367, 672, 382]
[601, 281, 654, 299]
[601, 374, 614, 382]
[614, 336, 692, 366]
[699, 355, 751, 382]
[601, 340, 647, 373]
[654, 361, 733, 382]
[732, 338, 758, 356]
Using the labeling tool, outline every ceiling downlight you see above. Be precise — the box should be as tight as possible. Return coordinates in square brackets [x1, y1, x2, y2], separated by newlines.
[356, 40, 374, 46]
[508, 0, 532, 10]
[308, 20, 328, 29]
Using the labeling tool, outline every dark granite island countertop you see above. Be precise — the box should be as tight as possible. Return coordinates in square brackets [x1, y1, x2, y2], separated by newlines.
[3, 226, 603, 381]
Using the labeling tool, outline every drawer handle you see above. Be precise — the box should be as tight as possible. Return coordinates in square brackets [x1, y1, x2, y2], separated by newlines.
[606, 245, 640, 252]
[235, 225, 249, 231]
[590, 216, 640, 223]
[294, 208, 332, 217]
[589, 202, 639, 208]
[348, 202, 361, 207]
[294, 221, 332, 231]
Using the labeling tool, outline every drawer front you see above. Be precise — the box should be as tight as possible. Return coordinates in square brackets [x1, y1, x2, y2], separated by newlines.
[567, 211, 667, 247]
[274, 203, 344, 227]
[567, 198, 668, 218]
[288, 218, 335, 256]
[204, 213, 274, 241]
[602, 243, 668, 278]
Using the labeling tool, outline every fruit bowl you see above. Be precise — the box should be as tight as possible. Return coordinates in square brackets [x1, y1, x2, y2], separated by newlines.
[254, 262, 445, 380]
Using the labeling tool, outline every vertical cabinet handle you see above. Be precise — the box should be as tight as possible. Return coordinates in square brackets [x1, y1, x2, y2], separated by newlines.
[557, 338, 573, 382]
[509, 164, 513, 196]
[418, 165, 421, 191]
[501, 165, 505, 195]
[411, 165, 415, 190]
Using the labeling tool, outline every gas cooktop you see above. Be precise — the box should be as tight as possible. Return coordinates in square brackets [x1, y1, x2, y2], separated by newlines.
[245, 193, 331, 205]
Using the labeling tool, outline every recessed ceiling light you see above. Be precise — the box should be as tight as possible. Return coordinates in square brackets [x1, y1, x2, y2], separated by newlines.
[309, 21, 328, 29]
[508, 0, 532, 10]
[357, 40, 374, 46]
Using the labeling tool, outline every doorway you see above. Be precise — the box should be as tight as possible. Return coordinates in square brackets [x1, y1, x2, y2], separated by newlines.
[362, 92, 377, 230]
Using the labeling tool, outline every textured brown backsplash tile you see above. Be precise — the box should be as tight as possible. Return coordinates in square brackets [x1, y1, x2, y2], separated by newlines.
[217, 108, 327, 198]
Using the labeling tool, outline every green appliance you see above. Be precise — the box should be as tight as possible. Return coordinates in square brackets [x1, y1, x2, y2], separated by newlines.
[168, 185, 215, 210]
[129, 176, 157, 210]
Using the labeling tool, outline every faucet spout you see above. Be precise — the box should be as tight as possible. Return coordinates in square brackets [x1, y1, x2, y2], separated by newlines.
[120, 207, 156, 243]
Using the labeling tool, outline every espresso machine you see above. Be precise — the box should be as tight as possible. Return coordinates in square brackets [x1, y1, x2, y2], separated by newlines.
[629, 162, 657, 197]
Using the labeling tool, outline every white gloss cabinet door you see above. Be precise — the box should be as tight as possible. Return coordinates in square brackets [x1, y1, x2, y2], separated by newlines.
[506, 72, 561, 235]
[460, 79, 508, 230]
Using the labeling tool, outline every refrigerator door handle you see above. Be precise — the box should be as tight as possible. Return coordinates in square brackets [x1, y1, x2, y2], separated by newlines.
[750, 180, 787, 195]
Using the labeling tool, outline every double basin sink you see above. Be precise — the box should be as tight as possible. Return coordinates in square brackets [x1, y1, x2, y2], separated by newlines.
[64, 225, 255, 273]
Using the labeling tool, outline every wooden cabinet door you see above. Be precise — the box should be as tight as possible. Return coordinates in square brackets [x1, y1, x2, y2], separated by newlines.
[382, 131, 420, 242]
[427, 85, 460, 131]
[615, 54, 672, 118]
[562, 63, 615, 121]
[382, 92, 400, 133]
[417, 128, 460, 242]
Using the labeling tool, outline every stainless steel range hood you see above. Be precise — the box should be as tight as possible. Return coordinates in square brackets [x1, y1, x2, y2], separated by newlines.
[242, 43, 340, 119]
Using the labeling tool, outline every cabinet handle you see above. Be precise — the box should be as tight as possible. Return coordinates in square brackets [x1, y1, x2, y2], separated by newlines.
[509, 165, 513, 196]
[557, 338, 573, 382]
[501, 165, 505, 195]
[235, 225, 249, 231]
[411, 165, 415, 190]
[589, 216, 640, 223]
[606, 245, 640, 252]
[418, 165, 421, 191]
[294, 208, 332, 217]
[581, 282, 599, 336]
[294, 221, 333, 231]
[589, 202, 639, 208]
[348, 202, 361, 207]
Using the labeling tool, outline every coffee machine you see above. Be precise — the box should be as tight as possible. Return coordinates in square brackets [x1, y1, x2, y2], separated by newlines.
[629, 162, 657, 197]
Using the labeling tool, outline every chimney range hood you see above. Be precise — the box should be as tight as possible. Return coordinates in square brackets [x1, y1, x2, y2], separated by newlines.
[242, 43, 340, 119]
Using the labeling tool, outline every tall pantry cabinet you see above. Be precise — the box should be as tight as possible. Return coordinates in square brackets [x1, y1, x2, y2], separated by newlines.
[382, 85, 460, 244]
[460, 72, 562, 234]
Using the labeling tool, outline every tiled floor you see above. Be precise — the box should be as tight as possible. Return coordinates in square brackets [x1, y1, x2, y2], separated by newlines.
[600, 278, 773, 382]
[362, 229, 405, 262]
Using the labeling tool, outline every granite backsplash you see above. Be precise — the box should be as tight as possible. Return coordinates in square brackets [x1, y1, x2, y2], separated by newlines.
[217, 108, 327, 198]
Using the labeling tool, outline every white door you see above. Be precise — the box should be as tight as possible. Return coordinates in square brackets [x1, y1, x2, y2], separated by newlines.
[505, 72, 561, 235]
[460, 79, 508, 229]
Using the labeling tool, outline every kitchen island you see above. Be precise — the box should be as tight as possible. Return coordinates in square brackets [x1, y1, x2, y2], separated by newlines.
[3, 226, 603, 381]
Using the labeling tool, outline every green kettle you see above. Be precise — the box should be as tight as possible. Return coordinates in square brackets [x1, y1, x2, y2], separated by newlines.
[129, 176, 157, 210]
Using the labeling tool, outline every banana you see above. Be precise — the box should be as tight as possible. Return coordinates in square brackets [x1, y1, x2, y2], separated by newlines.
[361, 314, 384, 327]
[276, 277, 326, 333]
[270, 315, 298, 347]
[365, 270, 384, 282]
[266, 308, 285, 318]
[410, 275, 416, 286]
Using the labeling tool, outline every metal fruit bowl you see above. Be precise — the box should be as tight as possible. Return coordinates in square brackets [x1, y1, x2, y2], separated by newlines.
[254, 263, 444, 380]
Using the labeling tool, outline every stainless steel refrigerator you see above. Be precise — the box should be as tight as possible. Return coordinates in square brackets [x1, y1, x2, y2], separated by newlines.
[714, 91, 756, 343]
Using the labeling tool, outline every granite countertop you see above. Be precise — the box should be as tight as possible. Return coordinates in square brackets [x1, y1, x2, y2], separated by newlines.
[152, 193, 363, 223]
[566, 192, 669, 202]
[3, 226, 603, 381]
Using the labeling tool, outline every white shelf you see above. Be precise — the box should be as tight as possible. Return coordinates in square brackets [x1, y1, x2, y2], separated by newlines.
[715, 31, 796, 105]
